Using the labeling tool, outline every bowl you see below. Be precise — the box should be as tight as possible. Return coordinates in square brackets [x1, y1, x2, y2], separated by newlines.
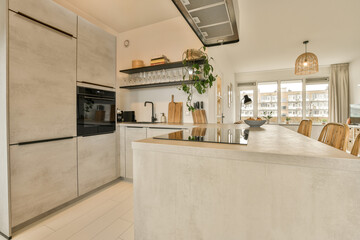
[244, 120, 266, 127]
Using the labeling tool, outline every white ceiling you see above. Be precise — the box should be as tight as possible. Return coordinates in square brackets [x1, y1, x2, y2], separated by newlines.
[54, 0, 179, 33]
[210, 0, 360, 72]
[55, 0, 360, 73]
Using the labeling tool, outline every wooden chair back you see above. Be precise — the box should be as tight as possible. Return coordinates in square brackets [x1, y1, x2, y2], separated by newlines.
[318, 123, 349, 151]
[351, 134, 360, 157]
[297, 119, 312, 137]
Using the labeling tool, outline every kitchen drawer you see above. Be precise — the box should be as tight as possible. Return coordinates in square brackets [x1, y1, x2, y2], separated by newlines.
[125, 127, 147, 179]
[10, 138, 78, 227]
[78, 133, 117, 195]
[9, 0, 77, 37]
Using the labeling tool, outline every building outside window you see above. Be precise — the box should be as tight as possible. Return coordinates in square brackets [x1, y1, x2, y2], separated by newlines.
[306, 81, 329, 124]
[280, 80, 302, 123]
[258, 82, 278, 123]
[238, 78, 329, 125]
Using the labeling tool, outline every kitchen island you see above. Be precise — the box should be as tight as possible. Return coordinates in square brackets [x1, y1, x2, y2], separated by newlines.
[132, 124, 360, 240]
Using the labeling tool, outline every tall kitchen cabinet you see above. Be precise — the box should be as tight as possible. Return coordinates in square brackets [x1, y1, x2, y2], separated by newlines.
[77, 17, 116, 88]
[6, 0, 78, 233]
[76, 17, 117, 195]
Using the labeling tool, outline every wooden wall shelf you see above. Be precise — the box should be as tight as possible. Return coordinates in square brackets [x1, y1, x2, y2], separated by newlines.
[120, 80, 201, 90]
[119, 59, 205, 75]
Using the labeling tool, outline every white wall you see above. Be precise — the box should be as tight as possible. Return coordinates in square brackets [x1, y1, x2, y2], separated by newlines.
[116, 16, 218, 123]
[236, 66, 331, 83]
[350, 57, 360, 105]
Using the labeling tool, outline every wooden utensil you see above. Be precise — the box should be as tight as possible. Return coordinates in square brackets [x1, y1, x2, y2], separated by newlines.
[174, 102, 183, 123]
[200, 109, 207, 123]
[168, 95, 176, 123]
[192, 110, 197, 123]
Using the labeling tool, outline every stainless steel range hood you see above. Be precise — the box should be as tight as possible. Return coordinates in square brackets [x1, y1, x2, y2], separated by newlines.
[172, 0, 239, 47]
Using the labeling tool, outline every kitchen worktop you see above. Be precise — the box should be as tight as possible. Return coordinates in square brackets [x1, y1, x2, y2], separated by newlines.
[118, 122, 239, 128]
[132, 124, 360, 240]
[133, 124, 360, 171]
[118, 122, 196, 128]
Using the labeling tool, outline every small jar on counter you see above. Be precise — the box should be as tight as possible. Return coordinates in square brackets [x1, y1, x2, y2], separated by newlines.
[160, 113, 166, 123]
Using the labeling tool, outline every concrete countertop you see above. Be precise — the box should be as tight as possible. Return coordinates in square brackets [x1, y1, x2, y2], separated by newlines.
[118, 122, 196, 128]
[132, 124, 360, 172]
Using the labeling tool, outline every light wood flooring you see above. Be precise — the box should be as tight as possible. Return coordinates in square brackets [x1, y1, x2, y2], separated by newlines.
[12, 181, 134, 240]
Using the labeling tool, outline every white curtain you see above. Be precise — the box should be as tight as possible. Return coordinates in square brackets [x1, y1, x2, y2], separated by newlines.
[329, 63, 349, 123]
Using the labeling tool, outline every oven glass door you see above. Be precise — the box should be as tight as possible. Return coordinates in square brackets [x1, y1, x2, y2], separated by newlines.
[77, 94, 116, 136]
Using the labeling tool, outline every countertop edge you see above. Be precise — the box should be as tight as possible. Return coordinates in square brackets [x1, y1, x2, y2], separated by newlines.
[132, 140, 360, 172]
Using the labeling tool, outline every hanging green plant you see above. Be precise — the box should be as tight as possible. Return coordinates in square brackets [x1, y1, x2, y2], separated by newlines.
[179, 46, 217, 111]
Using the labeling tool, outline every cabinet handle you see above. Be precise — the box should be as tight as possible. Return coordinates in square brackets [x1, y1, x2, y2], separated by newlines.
[16, 136, 74, 146]
[127, 127, 144, 129]
[16, 11, 74, 38]
[78, 81, 115, 89]
[83, 96, 115, 101]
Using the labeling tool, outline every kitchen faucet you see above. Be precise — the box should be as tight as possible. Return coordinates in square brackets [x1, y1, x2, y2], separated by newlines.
[144, 101, 157, 123]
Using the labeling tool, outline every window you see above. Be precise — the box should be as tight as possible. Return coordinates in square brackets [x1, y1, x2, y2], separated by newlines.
[258, 82, 278, 123]
[238, 78, 329, 124]
[306, 81, 329, 124]
[240, 90, 254, 120]
[280, 80, 302, 123]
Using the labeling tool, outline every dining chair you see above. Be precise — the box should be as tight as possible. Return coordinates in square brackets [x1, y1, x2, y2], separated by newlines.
[351, 134, 360, 157]
[297, 119, 312, 137]
[318, 123, 349, 151]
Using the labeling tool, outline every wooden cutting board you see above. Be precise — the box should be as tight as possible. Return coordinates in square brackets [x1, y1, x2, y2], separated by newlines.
[168, 95, 176, 123]
[168, 95, 183, 123]
[174, 102, 183, 123]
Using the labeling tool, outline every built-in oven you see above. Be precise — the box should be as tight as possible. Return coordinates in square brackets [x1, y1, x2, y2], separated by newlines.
[77, 86, 116, 136]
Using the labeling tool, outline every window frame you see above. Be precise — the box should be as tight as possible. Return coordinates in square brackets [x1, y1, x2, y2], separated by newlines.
[237, 78, 329, 124]
[257, 81, 279, 123]
[236, 83, 257, 121]
[305, 78, 329, 123]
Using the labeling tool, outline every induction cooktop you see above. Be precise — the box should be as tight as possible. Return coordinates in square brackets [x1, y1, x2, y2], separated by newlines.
[154, 127, 249, 145]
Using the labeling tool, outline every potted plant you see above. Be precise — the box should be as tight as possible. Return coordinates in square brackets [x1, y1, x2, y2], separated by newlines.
[286, 117, 291, 124]
[264, 111, 273, 124]
[179, 46, 217, 111]
[322, 119, 327, 125]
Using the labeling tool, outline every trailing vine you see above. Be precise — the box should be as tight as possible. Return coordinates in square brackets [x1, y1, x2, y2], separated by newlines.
[179, 46, 217, 111]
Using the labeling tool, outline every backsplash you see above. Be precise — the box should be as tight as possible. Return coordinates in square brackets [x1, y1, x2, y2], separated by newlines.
[117, 85, 210, 123]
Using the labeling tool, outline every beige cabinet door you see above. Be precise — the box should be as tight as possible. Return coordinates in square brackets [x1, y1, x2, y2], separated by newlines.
[9, 0, 77, 37]
[9, 11, 76, 144]
[10, 138, 78, 227]
[119, 126, 126, 178]
[77, 17, 116, 88]
[125, 127, 147, 179]
[78, 133, 117, 195]
[146, 127, 182, 138]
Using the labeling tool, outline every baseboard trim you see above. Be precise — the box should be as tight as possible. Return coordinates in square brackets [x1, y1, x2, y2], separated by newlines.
[0, 231, 11, 240]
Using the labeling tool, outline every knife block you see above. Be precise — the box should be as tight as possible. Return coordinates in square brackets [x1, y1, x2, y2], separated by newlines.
[192, 110, 207, 124]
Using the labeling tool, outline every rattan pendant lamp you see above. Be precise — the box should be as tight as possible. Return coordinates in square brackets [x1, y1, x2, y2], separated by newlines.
[295, 40, 319, 75]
